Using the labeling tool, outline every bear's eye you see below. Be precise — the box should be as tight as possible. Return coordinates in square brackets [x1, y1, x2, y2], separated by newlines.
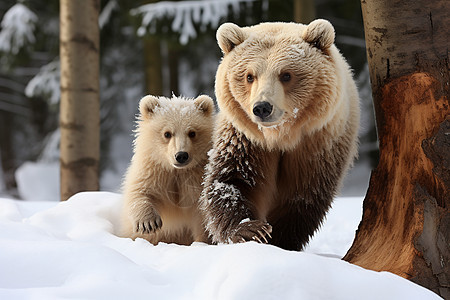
[188, 131, 196, 138]
[280, 72, 292, 83]
[246, 74, 254, 83]
[164, 132, 172, 139]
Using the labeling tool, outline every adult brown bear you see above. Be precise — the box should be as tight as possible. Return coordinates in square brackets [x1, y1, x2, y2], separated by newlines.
[200, 20, 360, 250]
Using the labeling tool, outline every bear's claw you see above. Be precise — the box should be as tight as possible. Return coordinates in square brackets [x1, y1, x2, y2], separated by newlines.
[231, 220, 272, 244]
[261, 226, 272, 239]
[135, 213, 162, 234]
[256, 230, 268, 243]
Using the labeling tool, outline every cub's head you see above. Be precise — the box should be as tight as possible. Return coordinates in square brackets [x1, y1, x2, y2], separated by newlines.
[135, 95, 215, 170]
[215, 19, 340, 150]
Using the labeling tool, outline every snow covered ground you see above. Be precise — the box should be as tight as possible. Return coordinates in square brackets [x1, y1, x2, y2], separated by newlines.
[0, 192, 441, 299]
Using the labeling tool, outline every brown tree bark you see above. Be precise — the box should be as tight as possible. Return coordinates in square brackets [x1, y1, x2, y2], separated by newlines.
[143, 36, 163, 95]
[293, 0, 316, 24]
[59, 0, 100, 201]
[168, 42, 179, 96]
[0, 111, 14, 190]
[343, 0, 449, 297]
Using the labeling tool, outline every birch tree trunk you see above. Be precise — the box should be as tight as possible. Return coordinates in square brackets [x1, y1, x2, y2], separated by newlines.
[59, 0, 100, 201]
[343, 0, 449, 298]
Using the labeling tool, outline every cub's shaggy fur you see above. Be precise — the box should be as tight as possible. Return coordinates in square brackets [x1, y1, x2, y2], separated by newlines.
[200, 20, 360, 250]
[121, 95, 214, 245]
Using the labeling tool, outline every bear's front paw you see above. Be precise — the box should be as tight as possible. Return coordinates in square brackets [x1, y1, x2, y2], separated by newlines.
[134, 212, 163, 234]
[230, 220, 272, 244]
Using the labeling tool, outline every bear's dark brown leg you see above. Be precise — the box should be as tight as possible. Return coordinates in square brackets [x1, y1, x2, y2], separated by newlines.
[270, 202, 329, 251]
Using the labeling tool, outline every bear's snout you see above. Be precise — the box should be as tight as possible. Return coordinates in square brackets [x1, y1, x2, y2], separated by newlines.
[175, 151, 189, 164]
[253, 101, 273, 120]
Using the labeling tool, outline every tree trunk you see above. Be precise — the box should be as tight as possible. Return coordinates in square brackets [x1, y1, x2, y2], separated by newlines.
[143, 36, 163, 95]
[168, 42, 179, 96]
[59, 0, 100, 201]
[343, 0, 449, 297]
[0, 111, 14, 190]
[293, 0, 316, 24]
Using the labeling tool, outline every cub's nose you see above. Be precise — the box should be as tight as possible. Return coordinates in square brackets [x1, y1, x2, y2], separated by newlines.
[175, 151, 189, 164]
[253, 101, 273, 119]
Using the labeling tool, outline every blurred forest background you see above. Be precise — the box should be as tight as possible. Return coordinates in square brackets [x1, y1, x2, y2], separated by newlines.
[0, 0, 377, 200]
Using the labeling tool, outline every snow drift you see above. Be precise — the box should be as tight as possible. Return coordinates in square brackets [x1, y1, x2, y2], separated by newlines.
[0, 192, 441, 299]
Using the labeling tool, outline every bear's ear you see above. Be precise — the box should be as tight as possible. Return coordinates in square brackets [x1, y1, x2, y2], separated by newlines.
[302, 19, 335, 51]
[216, 23, 248, 54]
[194, 95, 215, 116]
[139, 95, 160, 119]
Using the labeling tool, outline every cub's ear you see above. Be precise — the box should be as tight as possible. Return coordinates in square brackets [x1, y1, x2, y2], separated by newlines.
[302, 19, 335, 50]
[216, 23, 248, 54]
[194, 95, 215, 116]
[139, 95, 160, 119]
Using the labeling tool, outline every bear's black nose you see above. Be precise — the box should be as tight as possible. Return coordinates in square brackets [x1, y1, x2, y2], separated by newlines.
[175, 151, 189, 164]
[253, 101, 273, 119]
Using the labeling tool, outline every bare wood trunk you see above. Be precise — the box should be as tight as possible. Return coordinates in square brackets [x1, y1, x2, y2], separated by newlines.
[343, 0, 449, 297]
[59, 0, 100, 201]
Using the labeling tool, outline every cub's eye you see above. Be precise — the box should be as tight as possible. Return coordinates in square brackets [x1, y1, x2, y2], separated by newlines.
[164, 132, 172, 139]
[280, 72, 291, 83]
[246, 74, 254, 83]
[188, 131, 196, 138]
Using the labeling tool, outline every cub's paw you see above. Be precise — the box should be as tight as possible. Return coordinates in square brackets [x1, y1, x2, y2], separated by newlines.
[134, 211, 162, 234]
[230, 220, 272, 244]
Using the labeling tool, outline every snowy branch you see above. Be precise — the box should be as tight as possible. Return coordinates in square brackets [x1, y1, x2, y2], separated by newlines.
[131, 0, 255, 45]
[99, 0, 119, 29]
[0, 3, 38, 54]
[25, 59, 60, 105]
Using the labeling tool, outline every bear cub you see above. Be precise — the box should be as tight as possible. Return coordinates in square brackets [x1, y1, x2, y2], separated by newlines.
[121, 94, 215, 245]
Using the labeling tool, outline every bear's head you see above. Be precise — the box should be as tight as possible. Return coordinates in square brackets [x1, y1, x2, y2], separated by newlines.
[136, 95, 215, 170]
[215, 19, 343, 150]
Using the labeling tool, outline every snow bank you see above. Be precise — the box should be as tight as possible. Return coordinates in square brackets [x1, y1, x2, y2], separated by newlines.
[15, 161, 59, 202]
[0, 192, 441, 299]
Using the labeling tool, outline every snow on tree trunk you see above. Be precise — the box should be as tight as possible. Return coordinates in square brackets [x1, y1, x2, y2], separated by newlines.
[343, 0, 449, 298]
[59, 0, 100, 201]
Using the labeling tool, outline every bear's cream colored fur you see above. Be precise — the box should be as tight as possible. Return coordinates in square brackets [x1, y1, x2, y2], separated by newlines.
[201, 20, 360, 250]
[121, 95, 214, 245]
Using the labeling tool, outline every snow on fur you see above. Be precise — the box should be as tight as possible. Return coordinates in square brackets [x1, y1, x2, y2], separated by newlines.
[152, 95, 202, 116]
